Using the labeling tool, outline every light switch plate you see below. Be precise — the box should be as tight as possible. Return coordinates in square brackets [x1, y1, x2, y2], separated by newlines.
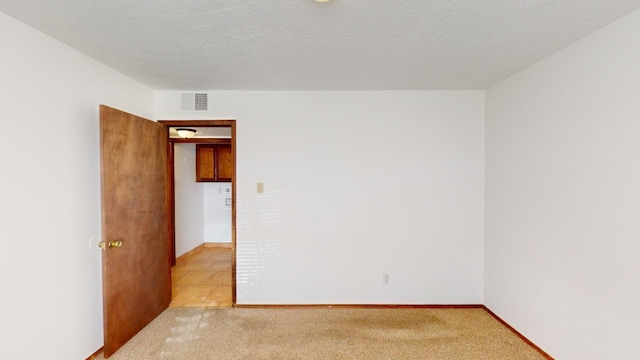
[257, 182, 264, 193]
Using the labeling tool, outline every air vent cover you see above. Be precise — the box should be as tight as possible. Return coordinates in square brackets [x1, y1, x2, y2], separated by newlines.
[181, 93, 208, 111]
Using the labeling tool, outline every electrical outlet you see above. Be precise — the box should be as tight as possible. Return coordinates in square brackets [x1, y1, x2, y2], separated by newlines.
[382, 273, 390, 285]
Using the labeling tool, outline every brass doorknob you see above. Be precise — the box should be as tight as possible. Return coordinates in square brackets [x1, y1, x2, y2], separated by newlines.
[108, 240, 123, 248]
[98, 240, 123, 250]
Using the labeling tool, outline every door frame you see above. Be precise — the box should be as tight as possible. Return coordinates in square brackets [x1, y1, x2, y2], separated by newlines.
[159, 119, 237, 305]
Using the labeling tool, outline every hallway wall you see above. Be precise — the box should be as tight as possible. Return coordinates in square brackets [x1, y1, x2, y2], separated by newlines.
[174, 143, 205, 256]
[204, 182, 232, 244]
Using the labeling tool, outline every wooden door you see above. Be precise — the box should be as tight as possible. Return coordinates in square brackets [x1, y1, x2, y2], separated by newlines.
[99, 105, 171, 358]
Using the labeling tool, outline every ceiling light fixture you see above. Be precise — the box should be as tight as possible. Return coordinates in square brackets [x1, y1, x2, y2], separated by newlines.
[176, 128, 197, 139]
[315, 0, 330, 2]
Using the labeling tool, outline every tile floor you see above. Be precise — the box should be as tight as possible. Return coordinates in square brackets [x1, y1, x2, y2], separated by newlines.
[171, 245, 233, 308]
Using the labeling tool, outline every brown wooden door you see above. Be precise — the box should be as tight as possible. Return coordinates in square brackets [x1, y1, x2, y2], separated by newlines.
[99, 105, 171, 358]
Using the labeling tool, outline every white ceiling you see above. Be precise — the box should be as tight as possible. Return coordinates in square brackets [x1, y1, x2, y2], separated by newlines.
[2, 0, 640, 90]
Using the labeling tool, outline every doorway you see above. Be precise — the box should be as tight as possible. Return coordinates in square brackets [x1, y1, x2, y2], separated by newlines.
[159, 120, 237, 305]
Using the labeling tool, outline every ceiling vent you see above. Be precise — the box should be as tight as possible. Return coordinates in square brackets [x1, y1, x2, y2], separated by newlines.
[181, 93, 208, 111]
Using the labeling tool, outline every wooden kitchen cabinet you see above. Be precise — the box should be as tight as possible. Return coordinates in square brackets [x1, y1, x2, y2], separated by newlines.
[196, 144, 232, 182]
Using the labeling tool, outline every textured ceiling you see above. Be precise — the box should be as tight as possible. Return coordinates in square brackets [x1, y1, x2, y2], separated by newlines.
[1, 0, 640, 90]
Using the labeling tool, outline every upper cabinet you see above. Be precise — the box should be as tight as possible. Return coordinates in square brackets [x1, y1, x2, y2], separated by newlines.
[196, 144, 233, 182]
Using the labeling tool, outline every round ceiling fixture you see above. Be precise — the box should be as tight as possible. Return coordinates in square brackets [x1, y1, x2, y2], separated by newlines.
[176, 128, 197, 139]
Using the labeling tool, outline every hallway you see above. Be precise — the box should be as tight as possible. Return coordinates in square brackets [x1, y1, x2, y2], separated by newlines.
[170, 245, 233, 307]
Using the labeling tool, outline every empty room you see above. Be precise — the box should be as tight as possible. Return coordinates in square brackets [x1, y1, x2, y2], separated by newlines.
[1, 1, 639, 359]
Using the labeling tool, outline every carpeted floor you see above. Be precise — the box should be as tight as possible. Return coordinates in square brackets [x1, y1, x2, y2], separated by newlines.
[99, 307, 546, 359]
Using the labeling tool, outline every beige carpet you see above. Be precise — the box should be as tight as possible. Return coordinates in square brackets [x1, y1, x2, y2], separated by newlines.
[99, 307, 547, 359]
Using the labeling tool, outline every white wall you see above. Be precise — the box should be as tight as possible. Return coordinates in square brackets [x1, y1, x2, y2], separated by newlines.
[0, 12, 154, 360]
[174, 144, 205, 256]
[204, 182, 232, 243]
[157, 91, 485, 305]
[485, 8, 640, 360]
